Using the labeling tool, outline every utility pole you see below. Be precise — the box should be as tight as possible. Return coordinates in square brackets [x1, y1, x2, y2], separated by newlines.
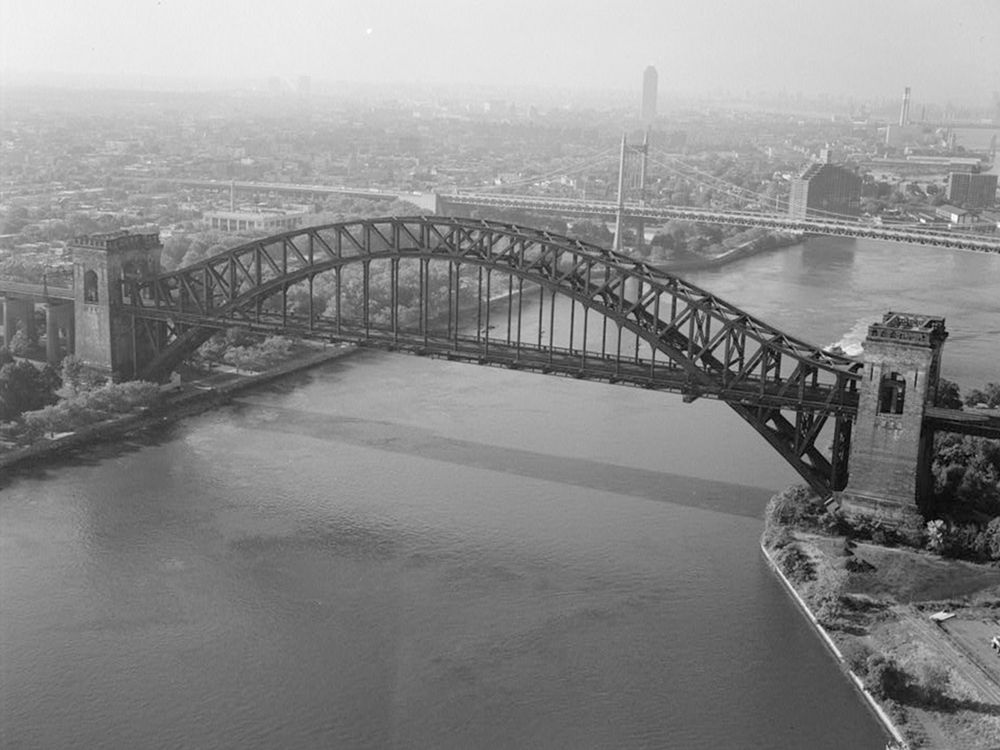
[612, 132, 627, 254]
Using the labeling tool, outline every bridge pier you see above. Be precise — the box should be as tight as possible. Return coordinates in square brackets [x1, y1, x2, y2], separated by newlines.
[837, 313, 947, 537]
[45, 302, 74, 364]
[2, 298, 35, 348]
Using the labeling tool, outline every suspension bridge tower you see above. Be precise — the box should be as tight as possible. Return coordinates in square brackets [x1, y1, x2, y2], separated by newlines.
[612, 130, 650, 254]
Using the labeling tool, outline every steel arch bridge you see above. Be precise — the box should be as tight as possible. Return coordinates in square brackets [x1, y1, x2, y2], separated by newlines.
[121, 216, 863, 495]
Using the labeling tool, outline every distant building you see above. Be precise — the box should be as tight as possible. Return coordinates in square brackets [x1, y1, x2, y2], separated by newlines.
[935, 205, 977, 226]
[641, 66, 657, 123]
[788, 156, 861, 219]
[899, 86, 911, 127]
[947, 172, 998, 209]
[203, 209, 308, 233]
[862, 155, 982, 176]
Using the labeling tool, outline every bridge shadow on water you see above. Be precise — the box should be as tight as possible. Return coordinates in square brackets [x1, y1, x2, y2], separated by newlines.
[0, 380, 775, 521]
[226, 399, 775, 521]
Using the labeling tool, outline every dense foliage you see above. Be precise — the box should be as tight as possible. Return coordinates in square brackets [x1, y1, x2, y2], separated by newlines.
[23, 380, 161, 437]
[190, 329, 295, 372]
[0, 352, 61, 421]
[762, 484, 846, 540]
[930, 434, 1000, 518]
[965, 383, 1000, 409]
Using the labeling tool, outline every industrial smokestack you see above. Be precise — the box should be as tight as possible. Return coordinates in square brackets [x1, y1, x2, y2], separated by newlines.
[899, 86, 911, 127]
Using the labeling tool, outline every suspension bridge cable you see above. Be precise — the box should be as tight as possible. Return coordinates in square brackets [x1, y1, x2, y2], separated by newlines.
[462, 146, 618, 193]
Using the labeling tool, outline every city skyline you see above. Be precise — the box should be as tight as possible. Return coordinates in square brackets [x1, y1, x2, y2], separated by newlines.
[1, 0, 999, 105]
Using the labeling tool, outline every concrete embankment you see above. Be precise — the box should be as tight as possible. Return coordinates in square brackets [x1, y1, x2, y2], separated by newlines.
[760, 542, 907, 748]
[0, 345, 357, 472]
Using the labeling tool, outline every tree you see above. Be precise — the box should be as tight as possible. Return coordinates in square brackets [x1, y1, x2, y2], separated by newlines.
[966, 383, 1000, 409]
[935, 378, 963, 409]
[59, 355, 102, 397]
[568, 220, 612, 247]
[931, 434, 1000, 517]
[863, 654, 908, 700]
[22, 380, 160, 438]
[0, 361, 60, 420]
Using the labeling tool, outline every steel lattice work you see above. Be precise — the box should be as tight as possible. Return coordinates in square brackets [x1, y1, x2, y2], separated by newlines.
[122, 216, 863, 495]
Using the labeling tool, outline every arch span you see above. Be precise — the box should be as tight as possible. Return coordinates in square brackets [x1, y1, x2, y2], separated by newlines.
[123, 216, 862, 495]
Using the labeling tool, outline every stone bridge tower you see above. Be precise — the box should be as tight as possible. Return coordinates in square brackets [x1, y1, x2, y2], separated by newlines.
[72, 231, 162, 380]
[838, 312, 947, 533]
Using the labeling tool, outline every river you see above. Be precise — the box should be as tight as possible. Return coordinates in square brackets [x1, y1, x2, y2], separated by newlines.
[2, 236, 998, 749]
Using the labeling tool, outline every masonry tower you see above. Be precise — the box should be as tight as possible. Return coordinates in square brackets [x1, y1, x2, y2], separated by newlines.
[72, 231, 162, 379]
[838, 312, 947, 531]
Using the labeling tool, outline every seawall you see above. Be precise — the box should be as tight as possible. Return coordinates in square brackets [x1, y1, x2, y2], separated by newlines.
[760, 541, 907, 748]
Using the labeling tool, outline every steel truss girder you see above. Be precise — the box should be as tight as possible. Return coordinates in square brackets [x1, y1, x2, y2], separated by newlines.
[123, 216, 862, 493]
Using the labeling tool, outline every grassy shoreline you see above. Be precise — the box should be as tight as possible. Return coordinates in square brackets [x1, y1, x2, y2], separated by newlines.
[762, 493, 1000, 749]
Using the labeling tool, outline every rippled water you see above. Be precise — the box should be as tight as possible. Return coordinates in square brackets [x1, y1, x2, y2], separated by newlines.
[2, 237, 997, 749]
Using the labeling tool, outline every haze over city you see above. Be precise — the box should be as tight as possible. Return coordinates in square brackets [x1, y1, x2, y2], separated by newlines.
[2, 0, 999, 103]
[3, 0, 1000, 748]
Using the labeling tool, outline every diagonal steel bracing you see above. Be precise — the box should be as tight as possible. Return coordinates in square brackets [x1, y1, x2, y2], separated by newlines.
[121, 216, 863, 495]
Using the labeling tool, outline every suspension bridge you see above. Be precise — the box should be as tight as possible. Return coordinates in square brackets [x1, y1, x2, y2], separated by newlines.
[136, 135, 1000, 254]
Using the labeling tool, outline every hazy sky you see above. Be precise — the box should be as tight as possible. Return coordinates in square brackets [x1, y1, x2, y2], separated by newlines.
[2, 0, 998, 102]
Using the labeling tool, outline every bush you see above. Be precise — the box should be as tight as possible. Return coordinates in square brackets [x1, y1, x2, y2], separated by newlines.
[819, 508, 850, 536]
[764, 485, 828, 532]
[925, 518, 988, 560]
[763, 525, 794, 550]
[845, 557, 875, 574]
[776, 545, 816, 583]
[814, 592, 844, 627]
[841, 641, 874, 676]
[846, 514, 904, 547]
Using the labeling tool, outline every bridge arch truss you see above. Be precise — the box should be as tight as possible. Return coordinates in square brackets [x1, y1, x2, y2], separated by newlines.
[123, 216, 863, 495]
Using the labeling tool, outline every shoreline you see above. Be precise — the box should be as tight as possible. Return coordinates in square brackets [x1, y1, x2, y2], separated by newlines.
[655, 232, 805, 272]
[762, 513, 1000, 749]
[760, 541, 906, 747]
[0, 343, 359, 472]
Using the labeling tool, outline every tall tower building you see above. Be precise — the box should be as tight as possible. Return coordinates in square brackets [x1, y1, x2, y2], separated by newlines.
[788, 159, 861, 219]
[899, 86, 911, 127]
[641, 66, 658, 123]
[947, 172, 998, 209]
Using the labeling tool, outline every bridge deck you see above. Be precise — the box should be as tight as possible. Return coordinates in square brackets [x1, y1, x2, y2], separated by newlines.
[441, 194, 1000, 253]
[0, 280, 74, 302]
[925, 406, 1000, 439]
